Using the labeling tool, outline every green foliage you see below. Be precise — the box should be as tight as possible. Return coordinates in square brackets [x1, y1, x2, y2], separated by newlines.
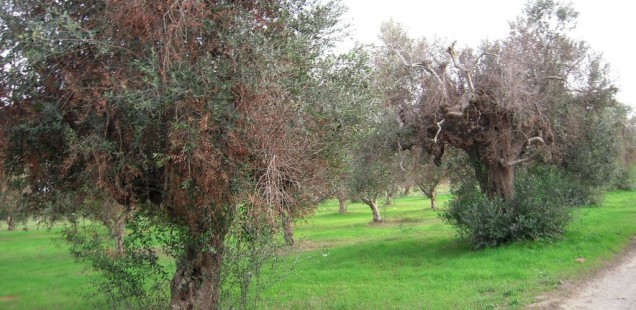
[560, 105, 628, 203]
[219, 210, 294, 309]
[61, 212, 176, 309]
[442, 167, 574, 249]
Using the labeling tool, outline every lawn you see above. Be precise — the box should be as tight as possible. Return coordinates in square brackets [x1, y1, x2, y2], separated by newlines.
[1, 190, 635, 309]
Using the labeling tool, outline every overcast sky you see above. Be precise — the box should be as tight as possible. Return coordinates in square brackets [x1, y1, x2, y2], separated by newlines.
[339, 0, 636, 111]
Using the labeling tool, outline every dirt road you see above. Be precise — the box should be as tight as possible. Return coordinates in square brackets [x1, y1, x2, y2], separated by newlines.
[530, 241, 636, 309]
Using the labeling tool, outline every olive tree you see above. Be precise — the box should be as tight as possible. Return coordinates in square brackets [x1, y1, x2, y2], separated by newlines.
[0, 0, 351, 308]
[382, 1, 626, 206]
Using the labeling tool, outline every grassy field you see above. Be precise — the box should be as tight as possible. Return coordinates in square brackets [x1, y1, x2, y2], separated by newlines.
[1, 189, 635, 309]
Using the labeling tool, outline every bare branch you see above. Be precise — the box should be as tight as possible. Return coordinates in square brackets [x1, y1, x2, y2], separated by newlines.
[500, 150, 542, 167]
[500, 136, 546, 167]
[527, 136, 545, 144]
[446, 111, 464, 118]
[417, 61, 447, 93]
[388, 43, 448, 95]
[472, 51, 499, 68]
[433, 119, 445, 144]
[544, 76, 565, 81]
[388, 43, 419, 68]
[447, 42, 476, 98]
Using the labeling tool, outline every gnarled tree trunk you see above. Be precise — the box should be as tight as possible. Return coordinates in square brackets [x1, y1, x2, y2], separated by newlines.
[488, 162, 515, 203]
[170, 234, 226, 310]
[361, 198, 382, 223]
[6, 215, 15, 231]
[282, 213, 294, 246]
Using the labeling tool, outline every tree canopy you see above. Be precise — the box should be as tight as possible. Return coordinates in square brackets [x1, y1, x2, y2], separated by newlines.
[379, 1, 627, 204]
[0, 0, 354, 308]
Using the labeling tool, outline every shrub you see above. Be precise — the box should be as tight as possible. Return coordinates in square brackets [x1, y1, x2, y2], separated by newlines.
[441, 167, 574, 249]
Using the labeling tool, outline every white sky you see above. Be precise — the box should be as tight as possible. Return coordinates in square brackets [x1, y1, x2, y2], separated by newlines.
[339, 0, 636, 111]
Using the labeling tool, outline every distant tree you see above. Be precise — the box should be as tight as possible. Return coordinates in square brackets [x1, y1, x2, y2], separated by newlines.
[398, 147, 447, 210]
[0, 179, 21, 231]
[0, 1, 351, 308]
[348, 116, 403, 223]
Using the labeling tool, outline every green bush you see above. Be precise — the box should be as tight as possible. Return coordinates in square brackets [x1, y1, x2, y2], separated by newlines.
[441, 167, 574, 249]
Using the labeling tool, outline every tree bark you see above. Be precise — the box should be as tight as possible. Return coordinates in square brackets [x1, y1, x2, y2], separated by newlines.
[361, 198, 382, 223]
[6, 215, 15, 231]
[488, 163, 515, 203]
[419, 184, 437, 210]
[403, 185, 411, 197]
[337, 196, 348, 214]
[170, 234, 226, 310]
[282, 214, 294, 246]
[113, 219, 126, 256]
[386, 188, 396, 206]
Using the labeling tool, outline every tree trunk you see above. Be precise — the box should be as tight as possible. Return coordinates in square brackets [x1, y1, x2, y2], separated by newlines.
[282, 214, 294, 246]
[362, 198, 382, 223]
[170, 235, 226, 310]
[337, 196, 348, 214]
[488, 163, 515, 203]
[386, 189, 396, 206]
[6, 215, 15, 231]
[403, 185, 411, 197]
[113, 220, 126, 255]
[418, 184, 437, 210]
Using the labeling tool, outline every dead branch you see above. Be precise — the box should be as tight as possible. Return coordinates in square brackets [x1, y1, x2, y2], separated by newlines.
[388, 43, 418, 68]
[446, 111, 464, 118]
[472, 51, 499, 68]
[500, 136, 546, 167]
[447, 41, 476, 98]
[544, 76, 565, 81]
[433, 119, 445, 144]
[418, 61, 448, 95]
[527, 136, 545, 144]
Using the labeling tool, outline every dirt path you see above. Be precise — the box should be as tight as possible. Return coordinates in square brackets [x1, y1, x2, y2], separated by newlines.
[529, 240, 636, 309]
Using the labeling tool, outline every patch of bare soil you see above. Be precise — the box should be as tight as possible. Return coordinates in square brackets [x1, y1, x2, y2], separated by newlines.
[0, 295, 18, 302]
[528, 239, 636, 309]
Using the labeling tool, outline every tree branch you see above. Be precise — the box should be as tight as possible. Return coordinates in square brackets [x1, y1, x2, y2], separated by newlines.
[447, 42, 476, 99]
[499, 136, 546, 167]
[416, 61, 446, 92]
[433, 119, 445, 144]
[544, 76, 565, 81]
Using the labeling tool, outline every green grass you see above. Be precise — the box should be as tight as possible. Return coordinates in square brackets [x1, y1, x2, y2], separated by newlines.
[258, 190, 636, 309]
[0, 225, 101, 310]
[1, 190, 635, 309]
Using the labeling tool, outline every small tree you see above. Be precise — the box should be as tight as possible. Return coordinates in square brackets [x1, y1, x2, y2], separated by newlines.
[398, 147, 447, 210]
[349, 115, 403, 223]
